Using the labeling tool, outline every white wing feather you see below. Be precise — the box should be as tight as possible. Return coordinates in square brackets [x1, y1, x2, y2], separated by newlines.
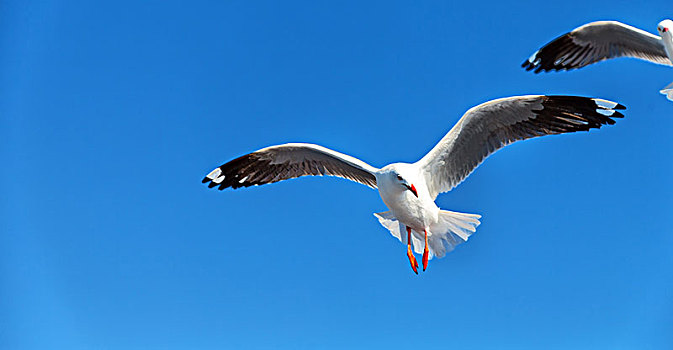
[523, 21, 671, 72]
[203, 143, 379, 190]
[415, 95, 625, 199]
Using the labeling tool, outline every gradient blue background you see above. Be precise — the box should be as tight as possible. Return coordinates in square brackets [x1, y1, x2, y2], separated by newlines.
[2, 1, 672, 349]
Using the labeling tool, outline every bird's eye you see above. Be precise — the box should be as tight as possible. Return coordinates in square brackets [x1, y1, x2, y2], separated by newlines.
[396, 175, 403, 181]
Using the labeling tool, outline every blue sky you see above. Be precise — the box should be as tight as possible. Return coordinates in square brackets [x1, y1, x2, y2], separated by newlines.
[2, 1, 672, 349]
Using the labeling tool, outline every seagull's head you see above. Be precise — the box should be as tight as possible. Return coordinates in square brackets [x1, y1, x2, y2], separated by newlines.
[657, 19, 673, 35]
[380, 164, 418, 198]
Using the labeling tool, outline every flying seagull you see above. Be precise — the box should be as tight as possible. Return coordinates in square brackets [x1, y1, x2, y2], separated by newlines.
[202, 95, 624, 273]
[522, 20, 673, 100]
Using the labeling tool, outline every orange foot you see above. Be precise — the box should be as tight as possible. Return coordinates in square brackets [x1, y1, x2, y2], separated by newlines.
[406, 227, 418, 274]
[422, 229, 429, 271]
[407, 243, 419, 274]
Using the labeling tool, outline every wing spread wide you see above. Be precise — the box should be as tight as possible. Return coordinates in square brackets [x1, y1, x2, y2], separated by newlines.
[416, 95, 625, 198]
[202, 143, 379, 190]
[522, 21, 671, 72]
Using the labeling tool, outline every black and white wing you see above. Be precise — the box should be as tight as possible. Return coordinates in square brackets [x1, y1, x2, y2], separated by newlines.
[522, 21, 671, 72]
[202, 143, 379, 190]
[415, 96, 625, 199]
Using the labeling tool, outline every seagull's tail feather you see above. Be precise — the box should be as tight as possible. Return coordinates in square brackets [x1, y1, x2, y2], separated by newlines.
[373, 210, 481, 259]
[374, 211, 425, 255]
[660, 81, 673, 101]
[428, 210, 481, 258]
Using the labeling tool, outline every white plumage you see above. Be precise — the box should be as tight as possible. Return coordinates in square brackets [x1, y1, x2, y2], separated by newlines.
[203, 95, 625, 273]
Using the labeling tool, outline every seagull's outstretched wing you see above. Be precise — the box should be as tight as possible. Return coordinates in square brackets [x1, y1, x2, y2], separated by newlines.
[415, 95, 625, 199]
[522, 21, 671, 72]
[202, 143, 379, 190]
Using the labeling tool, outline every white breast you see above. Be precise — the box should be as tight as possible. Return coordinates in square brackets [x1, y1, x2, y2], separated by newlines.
[662, 33, 673, 63]
[376, 176, 440, 231]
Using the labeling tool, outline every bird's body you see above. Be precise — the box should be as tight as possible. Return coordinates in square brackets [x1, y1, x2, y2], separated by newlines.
[522, 19, 673, 100]
[203, 95, 625, 273]
[376, 164, 436, 233]
[662, 22, 673, 60]
[373, 163, 482, 270]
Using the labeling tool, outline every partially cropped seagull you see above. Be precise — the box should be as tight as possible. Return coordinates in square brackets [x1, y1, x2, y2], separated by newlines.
[203, 95, 624, 273]
[522, 20, 673, 100]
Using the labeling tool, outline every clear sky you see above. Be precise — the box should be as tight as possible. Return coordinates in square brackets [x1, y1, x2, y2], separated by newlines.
[2, 1, 672, 349]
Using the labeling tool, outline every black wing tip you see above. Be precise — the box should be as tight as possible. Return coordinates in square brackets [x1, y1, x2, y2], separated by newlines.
[202, 153, 265, 191]
[522, 59, 534, 69]
[521, 61, 543, 73]
[591, 99, 627, 118]
[201, 177, 236, 191]
[521, 33, 588, 73]
[522, 60, 569, 73]
[202, 165, 230, 190]
[546, 96, 625, 106]
[540, 95, 627, 128]
[611, 111, 625, 120]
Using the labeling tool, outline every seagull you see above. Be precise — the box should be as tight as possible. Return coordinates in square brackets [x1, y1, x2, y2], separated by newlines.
[522, 20, 673, 100]
[202, 95, 624, 273]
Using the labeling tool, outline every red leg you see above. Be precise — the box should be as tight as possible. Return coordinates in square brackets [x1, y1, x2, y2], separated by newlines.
[422, 229, 429, 271]
[406, 226, 418, 274]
